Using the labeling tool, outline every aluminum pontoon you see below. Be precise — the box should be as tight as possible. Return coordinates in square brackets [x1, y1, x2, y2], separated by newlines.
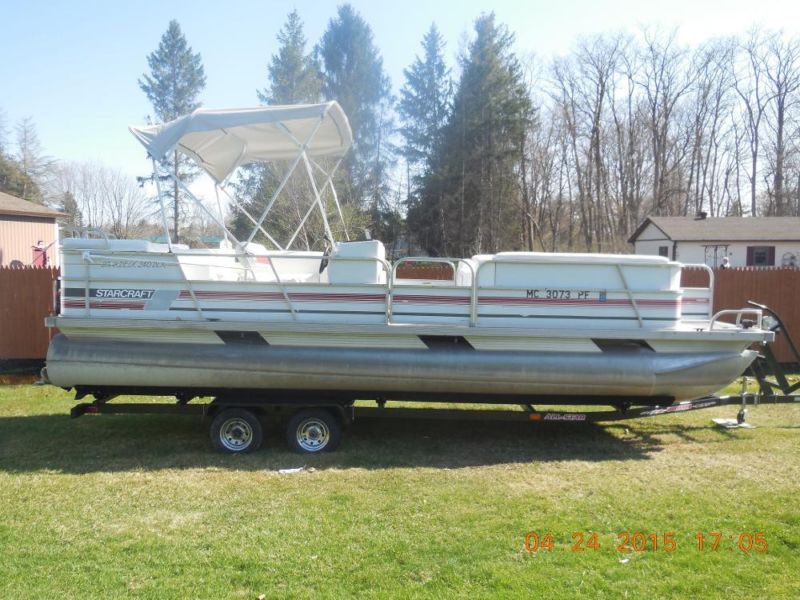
[42, 101, 782, 453]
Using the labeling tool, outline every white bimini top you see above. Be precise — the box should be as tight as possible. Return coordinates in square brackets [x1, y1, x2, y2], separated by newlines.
[129, 101, 352, 183]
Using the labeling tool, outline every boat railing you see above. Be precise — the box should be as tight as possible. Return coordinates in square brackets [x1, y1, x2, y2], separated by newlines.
[80, 251, 208, 318]
[680, 263, 715, 321]
[78, 249, 393, 322]
[709, 308, 763, 331]
[72, 249, 718, 330]
[470, 257, 682, 328]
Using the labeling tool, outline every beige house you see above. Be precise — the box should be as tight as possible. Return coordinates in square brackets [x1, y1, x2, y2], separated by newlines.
[0, 191, 65, 267]
[629, 216, 800, 268]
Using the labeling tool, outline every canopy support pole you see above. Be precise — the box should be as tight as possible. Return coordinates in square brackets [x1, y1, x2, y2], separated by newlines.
[216, 185, 284, 250]
[311, 158, 348, 241]
[286, 195, 319, 251]
[301, 152, 334, 244]
[213, 185, 229, 243]
[151, 159, 174, 252]
[246, 116, 326, 244]
[285, 160, 342, 250]
[160, 167, 240, 251]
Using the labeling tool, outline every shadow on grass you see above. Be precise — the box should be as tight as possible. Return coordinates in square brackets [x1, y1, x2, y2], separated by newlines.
[604, 421, 743, 446]
[0, 410, 691, 473]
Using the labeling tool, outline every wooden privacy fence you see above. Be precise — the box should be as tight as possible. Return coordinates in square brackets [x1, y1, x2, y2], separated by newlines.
[1, 264, 798, 363]
[395, 262, 454, 280]
[0, 266, 58, 360]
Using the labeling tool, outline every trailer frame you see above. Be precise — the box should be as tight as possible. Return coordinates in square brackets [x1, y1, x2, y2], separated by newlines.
[69, 389, 800, 423]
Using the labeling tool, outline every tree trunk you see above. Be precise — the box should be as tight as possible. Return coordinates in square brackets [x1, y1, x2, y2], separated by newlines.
[774, 98, 785, 215]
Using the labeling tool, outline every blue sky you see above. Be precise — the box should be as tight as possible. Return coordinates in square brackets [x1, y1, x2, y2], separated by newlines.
[2, 0, 799, 181]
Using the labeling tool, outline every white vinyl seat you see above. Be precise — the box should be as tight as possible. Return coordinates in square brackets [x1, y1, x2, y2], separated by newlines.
[328, 241, 387, 284]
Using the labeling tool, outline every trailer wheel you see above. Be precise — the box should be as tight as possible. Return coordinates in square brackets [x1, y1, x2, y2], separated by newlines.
[286, 409, 341, 453]
[210, 409, 263, 453]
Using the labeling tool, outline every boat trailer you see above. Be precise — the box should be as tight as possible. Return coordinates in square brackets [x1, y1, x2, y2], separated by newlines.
[68, 387, 799, 425]
[66, 301, 799, 453]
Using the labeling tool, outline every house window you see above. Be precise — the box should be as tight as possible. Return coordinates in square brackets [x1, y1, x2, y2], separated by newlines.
[658, 246, 669, 258]
[747, 246, 775, 266]
[704, 245, 730, 268]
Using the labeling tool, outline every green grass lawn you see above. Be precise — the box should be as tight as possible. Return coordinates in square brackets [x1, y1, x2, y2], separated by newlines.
[1, 382, 799, 599]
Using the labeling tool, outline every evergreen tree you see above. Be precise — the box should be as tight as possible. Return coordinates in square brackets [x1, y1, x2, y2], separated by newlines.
[399, 23, 452, 253]
[318, 4, 394, 237]
[233, 10, 323, 248]
[59, 190, 83, 228]
[258, 10, 321, 105]
[138, 20, 206, 243]
[0, 154, 41, 202]
[398, 24, 451, 169]
[418, 13, 532, 256]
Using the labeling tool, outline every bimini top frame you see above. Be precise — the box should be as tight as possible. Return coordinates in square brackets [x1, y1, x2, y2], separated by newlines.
[129, 101, 353, 251]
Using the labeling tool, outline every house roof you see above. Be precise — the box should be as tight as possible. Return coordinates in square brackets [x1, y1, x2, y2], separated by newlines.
[629, 216, 800, 244]
[0, 190, 66, 219]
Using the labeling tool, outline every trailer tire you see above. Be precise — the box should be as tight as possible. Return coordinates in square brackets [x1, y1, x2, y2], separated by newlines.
[286, 409, 341, 453]
[210, 408, 263, 453]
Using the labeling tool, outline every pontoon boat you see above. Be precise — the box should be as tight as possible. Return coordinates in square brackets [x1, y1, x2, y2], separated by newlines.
[44, 102, 774, 410]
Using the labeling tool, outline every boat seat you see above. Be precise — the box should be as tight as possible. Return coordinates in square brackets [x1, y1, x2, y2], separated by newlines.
[328, 240, 387, 285]
[456, 255, 495, 286]
[236, 244, 324, 283]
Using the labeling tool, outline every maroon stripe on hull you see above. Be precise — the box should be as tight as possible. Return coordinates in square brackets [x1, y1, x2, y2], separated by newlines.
[178, 290, 386, 302]
[64, 301, 145, 310]
[175, 290, 677, 308]
[478, 297, 679, 307]
[394, 295, 471, 304]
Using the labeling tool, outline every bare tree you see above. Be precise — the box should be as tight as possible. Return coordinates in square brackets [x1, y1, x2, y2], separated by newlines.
[732, 29, 773, 216]
[684, 39, 736, 216]
[762, 32, 800, 215]
[551, 33, 623, 251]
[0, 108, 8, 154]
[608, 43, 649, 236]
[14, 117, 54, 201]
[411, 23, 800, 254]
[577, 34, 623, 248]
[52, 161, 153, 238]
[637, 29, 695, 215]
